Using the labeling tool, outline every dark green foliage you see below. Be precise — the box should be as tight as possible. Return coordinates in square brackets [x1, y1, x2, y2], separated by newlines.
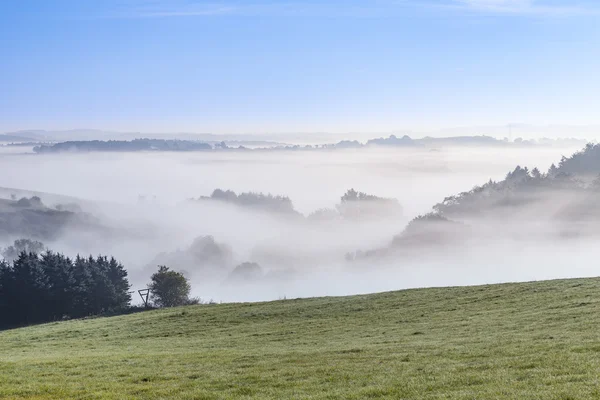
[0, 260, 11, 321]
[148, 266, 192, 308]
[41, 251, 75, 320]
[10, 252, 49, 326]
[0, 249, 131, 329]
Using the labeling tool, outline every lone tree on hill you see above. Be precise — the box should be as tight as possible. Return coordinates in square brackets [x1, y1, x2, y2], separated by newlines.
[148, 266, 192, 307]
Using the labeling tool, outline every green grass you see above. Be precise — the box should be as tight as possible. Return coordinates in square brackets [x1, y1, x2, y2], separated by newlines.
[3, 278, 600, 399]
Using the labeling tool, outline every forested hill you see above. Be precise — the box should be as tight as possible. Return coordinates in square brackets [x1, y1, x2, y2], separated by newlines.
[0, 196, 100, 241]
[432, 143, 600, 219]
[350, 143, 600, 261]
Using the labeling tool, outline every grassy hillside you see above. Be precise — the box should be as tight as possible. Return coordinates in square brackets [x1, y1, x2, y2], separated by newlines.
[2, 278, 600, 399]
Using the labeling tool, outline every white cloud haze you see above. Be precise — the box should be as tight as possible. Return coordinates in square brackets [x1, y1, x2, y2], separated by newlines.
[2, 143, 597, 304]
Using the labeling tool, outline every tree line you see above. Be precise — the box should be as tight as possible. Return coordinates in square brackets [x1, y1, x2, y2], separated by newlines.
[0, 239, 199, 330]
[0, 250, 131, 329]
[33, 139, 212, 153]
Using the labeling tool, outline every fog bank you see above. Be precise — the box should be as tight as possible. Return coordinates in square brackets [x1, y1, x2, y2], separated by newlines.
[1, 144, 595, 303]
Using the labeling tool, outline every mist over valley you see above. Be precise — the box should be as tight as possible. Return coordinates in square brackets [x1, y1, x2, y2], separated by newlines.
[1, 141, 596, 303]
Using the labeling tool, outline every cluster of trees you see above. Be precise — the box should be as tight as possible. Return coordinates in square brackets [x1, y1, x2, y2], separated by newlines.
[0, 248, 131, 329]
[149, 235, 233, 280]
[432, 164, 588, 218]
[432, 144, 600, 218]
[0, 235, 268, 330]
[197, 187, 403, 221]
[350, 143, 600, 262]
[337, 188, 402, 219]
[346, 212, 466, 262]
[554, 143, 600, 176]
[13, 196, 44, 208]
[199, 189, 300, 215]
[0, 238, 204, 329]
[391, 213, 467, 247]
[309, 189, 403, 221]
[366, 135, 416, 147]
[0, 196, 98, 242]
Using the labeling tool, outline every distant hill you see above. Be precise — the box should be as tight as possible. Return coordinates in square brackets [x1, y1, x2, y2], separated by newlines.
[34, 139, 212, 153]
[2, 129, 287, 147]
[0, 134, 38, 142]
[350, 143, 600, 262]
[4, 128, 589, 150]
[29, 134, 585, 154]
[367, 134, 417, 146]
[419, 135, 509, 147]
[0, 194, 101, 241]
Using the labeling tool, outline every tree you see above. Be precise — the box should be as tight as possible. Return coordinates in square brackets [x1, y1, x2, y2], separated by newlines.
[0, 260, 14, 324]
[10, 252, 49, 325]
[148, 266, 192, 308]
[229, 262, 263, 282]
[106, 257, 132, 309]
[41, 251, 75, 320]
[68, 255, 90, 317]
[2, 239, 45, 263]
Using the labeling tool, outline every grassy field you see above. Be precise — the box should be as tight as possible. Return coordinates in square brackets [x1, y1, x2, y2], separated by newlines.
[2, 278, 600, 399]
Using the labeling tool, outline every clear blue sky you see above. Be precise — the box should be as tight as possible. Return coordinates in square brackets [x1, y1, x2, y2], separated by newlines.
[1, 0, 599, 134]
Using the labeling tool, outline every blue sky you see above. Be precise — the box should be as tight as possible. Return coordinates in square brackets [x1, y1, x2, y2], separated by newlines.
[1, 0, 599, 134]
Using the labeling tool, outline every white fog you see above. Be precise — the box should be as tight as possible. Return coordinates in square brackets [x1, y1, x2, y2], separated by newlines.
[0, 143, 596, 303]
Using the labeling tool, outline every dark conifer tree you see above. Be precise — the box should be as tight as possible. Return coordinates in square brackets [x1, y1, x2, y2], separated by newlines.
[71, 255, 93, 317]
[107, 257, 131, 309]
[11, 252, 49, 325]
[0, 260, 14, 326]
[42, 251, 75, 320]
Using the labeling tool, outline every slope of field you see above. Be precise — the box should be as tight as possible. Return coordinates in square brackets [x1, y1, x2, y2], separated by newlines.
[2, 278, 600, 399]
